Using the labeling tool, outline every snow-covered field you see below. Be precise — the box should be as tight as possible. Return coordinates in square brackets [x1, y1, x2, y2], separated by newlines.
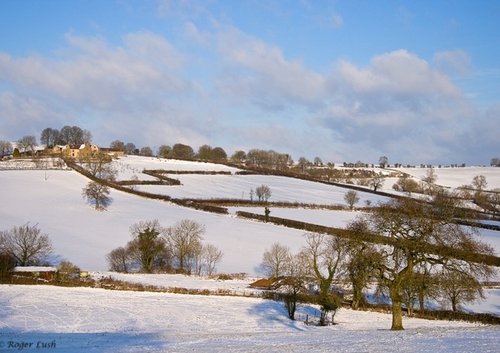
[136, 174, 390, 204]
[395, 167, 500, 189]
[0, 157, 498, 271]
[92, 272, 262, 295]
[113, 156, 389, 204]
[0, 169, 309, 274]
[0, 285, 498, 353]
[112, 156, 241, 180]
[90, 271, 499, 315]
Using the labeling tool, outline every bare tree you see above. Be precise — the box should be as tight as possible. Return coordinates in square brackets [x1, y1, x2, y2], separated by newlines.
[140, 146, 153, 157]
[17, 135, 38, 155]
[437, 269, 484, 312]
[197, 144, 212, 161]
[106, 246, 132, 273]
[366, 198, 494, 330]
[125, 142, 137, 155]
[472, 175, 488, 191]
[260, 242, 291, 279]
[59, 125, 92, 145]
[200, 244, 223, 276]
[392, 176, 420, 195]
[368, 175, 385, 192]
[297, 157, 310, 173]
[422, 168, 438, 195]
[0, 140, 13, 157]
[255, 184, 272, 202]
[57, 260, 81, 281]
[344, 190, 360, 210]
[81, 152, 117, 181]
[379, 156, 388, 168]
[246, 149, 291, 170]
[166, 219, 205, 273]
[302, 233, 349, 325]
[398, 265, 439, 316]
[2, 223, 53, 266]
[472, 175, 488, 206]
[158, 144, 171, 158]
[0, 252, 16, 278]
[109, 140, 126, 151]
[345, 220, 381, 310]
[40, 128, 60, 148]
[274, 251, 310, 320]
[486, 190, 500, 216]
[82, 182, 111, 210]
[211, 147, 227, 161]
[171, 143, 194, 160]
[231, 150, 246, 163]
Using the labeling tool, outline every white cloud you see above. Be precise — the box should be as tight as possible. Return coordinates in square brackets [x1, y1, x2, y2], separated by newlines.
[0, 92, 69, 139]
[0, 31, 209, 148]
[337, 50, 460, 97]
[0, 32, 189, 111]
[433, 49, 471, 77]
[215, 27, 326, 110]
[184, 22, 211, 47]
[0, 23, 494, 165]
[330, 13, 343, 28]
[316, 50, 478, 163]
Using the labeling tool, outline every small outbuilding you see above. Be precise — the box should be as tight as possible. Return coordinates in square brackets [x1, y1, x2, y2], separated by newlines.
[13, 266, 58, 281]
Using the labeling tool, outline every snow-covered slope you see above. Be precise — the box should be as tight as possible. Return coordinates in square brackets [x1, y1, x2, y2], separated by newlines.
[394, 167, 500, 189]
[1, 158, 499, 274]
[0, 169, 311, 274]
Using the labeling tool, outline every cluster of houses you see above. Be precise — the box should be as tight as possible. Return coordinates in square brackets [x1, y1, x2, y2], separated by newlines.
[52, 143, 100, 159]
[3, 143, 125, 160]
[51, 143, 125, 159]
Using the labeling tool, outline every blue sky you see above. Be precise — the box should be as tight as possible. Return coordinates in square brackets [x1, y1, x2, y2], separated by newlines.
[1, 0, 499, 165]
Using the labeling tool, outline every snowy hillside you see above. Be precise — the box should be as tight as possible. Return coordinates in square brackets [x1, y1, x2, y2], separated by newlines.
[394, 166, 500, 189]
[0, 169, 309, 274]
[1, 157, 499, 274]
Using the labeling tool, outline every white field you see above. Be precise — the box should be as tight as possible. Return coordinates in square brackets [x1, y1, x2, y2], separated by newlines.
[112, 155, 240, 180]
[0, 284, 499, 353]
[0, 169, 309, 274]
[1, 156, 499, 270]
[332, 166, 500, 196]
[136, 174, 390, 204]
[114, 156, 390, 204]
[394, 167, 500, 189]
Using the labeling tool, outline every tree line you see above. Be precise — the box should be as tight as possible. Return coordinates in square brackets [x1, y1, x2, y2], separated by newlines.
[258, 197, 496, 330]
[2, 125, 498, 169]
[391, 171, 500, 216]
[0, 223, 53, 271]
[0, 219, 223, 280]
[107, 219, 223, 276]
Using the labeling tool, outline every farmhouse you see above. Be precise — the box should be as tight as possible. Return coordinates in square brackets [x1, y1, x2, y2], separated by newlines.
[52, 143, 100, 159]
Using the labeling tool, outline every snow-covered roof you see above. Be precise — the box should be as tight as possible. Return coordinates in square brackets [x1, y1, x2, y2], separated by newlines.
[13, 266, 57, 272]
